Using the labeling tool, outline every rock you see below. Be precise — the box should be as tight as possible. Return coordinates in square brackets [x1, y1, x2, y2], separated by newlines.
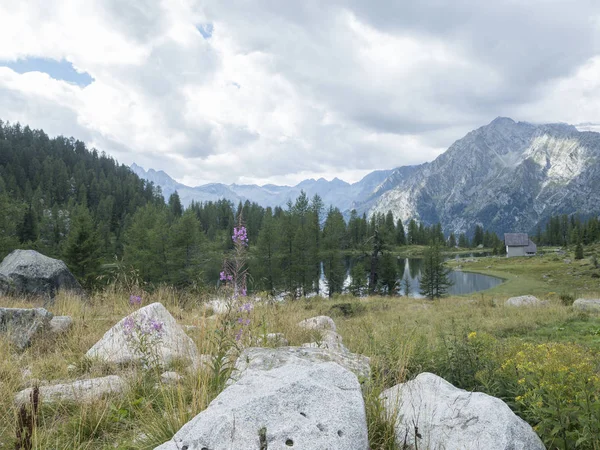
[302, 330, 347, 353]
[203, 298, 230, 315]
[380, 372, 545, 450]
[573, 298, 600, 313]
[298, 315, 337, 332]
[266, 332, 288, 346]
[505, 295, 542, 307]
[155, 347, 368, 450]
[67, 364, 77, 373]
[86, 302, 199, 366]
[160, 371, 183, 385]
[0, 250, 84, 299]
[15, 375, 126, 406]
[230, 346, 371, 383]
[0, 273, 13, 295]
[0, 307, 53, 349]
[49, 315, 73, 333]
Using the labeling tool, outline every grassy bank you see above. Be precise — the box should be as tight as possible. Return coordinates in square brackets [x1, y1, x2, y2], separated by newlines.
[447, 244, 600, 298]
[1, 284, 599, 449]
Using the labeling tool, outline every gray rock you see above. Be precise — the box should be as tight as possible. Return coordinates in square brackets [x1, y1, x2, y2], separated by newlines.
[380, 372, 545, 450]
[505, 295, 542, 307]
[155, 348, 368, 450]
[160, 371, 183, 385]
[0, 273, 13, 295]
[230, 346, 371, 383]
[86, 303, 199, 366]
[0, 307, 53, 349]
[298, 315, 337, 332]
[573, 298, 600, 313]
[0, 250, 84, 299]
[49, 315, 73, 334]
[15, 375, 126, 405]
[301, 330, 347, 353]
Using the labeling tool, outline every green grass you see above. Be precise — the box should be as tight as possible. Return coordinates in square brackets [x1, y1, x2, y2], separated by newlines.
[447, 244, 600, 298]
[1, 274, 600, 449]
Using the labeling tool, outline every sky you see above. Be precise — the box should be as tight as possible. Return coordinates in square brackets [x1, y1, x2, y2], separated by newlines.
[1, 1, 600, 187]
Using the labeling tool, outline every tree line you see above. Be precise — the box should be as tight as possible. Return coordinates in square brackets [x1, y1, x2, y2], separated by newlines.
[0, 120, 508, 297]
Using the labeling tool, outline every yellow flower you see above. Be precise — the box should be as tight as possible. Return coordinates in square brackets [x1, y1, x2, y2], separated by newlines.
[467, 331, 477, 340]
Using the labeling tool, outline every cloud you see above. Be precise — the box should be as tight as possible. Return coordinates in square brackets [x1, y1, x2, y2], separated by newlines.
[0, 0, 599, 186]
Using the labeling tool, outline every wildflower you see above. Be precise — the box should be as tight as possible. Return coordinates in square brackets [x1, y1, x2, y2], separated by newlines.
[241, 288, 247, 296]
[219, 271, 227, 281]
[235, 328, 243, 341]
[467, 331, 477, 340]
[123, 316, 136, 335]
[129, 295, 142, 306]
[243, 318, 251, 326]
[232, 226, 248, 246]
[240, 302, 253, 312]
[149, 319, 164, 334]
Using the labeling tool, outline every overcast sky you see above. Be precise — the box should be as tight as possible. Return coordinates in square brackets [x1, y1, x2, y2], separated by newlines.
[1, 1, 600, 186]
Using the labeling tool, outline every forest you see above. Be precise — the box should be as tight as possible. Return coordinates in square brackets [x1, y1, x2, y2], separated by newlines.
[1, 120, 599, 297]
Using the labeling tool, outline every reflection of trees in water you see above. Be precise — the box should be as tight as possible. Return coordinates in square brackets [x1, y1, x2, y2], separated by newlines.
[409, 258, 422, 279]
[396, 258, 406, 279]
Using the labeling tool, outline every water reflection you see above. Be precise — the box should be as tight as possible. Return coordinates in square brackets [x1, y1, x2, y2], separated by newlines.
[319, 256, 503, 298]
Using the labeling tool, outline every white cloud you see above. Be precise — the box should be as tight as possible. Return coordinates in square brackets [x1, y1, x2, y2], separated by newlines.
[0, 0, 599, 186]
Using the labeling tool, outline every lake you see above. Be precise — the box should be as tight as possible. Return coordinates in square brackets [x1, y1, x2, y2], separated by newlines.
[319, 257, 503, 298]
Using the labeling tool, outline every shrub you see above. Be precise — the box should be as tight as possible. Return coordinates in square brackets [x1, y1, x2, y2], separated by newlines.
[559, 292, 575, 306]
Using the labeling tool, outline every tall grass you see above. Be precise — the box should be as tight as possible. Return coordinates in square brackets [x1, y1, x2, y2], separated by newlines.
[1, 284, 598, 449]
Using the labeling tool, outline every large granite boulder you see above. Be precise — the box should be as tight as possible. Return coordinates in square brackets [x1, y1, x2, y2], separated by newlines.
[49, 315, 73, 334]
[0, 307, 53, 349]
[380, 372, 545, 450]
[86, 302, 199, 366]
[155, 347, 368, 450]
[505, 295, 542, 307]
[230, 346, 371, 382]
[0, 250, 83, 299]
[15, 375, 126, 405]
[0, 273, 12, 296]
[301, 329, 348, 354]
[573, 298, 600, 313]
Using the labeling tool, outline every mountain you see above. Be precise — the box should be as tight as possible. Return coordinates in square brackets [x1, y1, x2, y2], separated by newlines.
[130, 163, 394, 212]
[370, 117, 600, 235]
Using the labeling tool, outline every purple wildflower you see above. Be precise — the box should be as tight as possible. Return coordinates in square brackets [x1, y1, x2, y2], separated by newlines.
[232, 226, 248, 246]
[243, 318, 251, 326]
[129, 295, 142, 306]
[123, 316, 135, 335]
[241, 288, 247, 297]
[240, 302, 253, 312]
[237, 317, 244, 324]
[235, 328, 244, 341]
[150, 319, 164, 333]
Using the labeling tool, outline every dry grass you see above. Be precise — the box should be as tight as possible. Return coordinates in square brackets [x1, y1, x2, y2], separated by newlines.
[0, 285, 597, 449]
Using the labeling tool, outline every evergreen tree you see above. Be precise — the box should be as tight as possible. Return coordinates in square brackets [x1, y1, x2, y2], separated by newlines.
[167, 209, 204, 287]
[255, 208, 280, 294]
[401, 275, 412, 297]
[168, 191, 183, 218]
[63, 205, 101, 286]
[322, 207, 346, 297]
[458, 233, 469, 248]
[575, 241, 584, 260]
[419, 243, 453, 300]
[379, 252, 398, 295]
[348, 261, 366, 297]
[448, 232, 456, 248]
[396, 219, 406, 246]
[18, 204, 39, 243]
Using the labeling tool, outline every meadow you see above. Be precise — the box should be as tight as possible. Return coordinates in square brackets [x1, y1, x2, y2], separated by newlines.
[1, 248, 599, 449]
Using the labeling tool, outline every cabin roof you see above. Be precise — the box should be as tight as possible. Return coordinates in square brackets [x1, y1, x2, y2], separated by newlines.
[504, 233, 530, 246]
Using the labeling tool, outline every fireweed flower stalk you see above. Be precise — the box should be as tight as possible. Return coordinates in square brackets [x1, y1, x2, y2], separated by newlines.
[218, 216, 252, 343]
[123, 315, 165, 369]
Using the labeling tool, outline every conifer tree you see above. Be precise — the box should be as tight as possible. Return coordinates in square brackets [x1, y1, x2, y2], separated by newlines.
[63, 205, 101, 286]
[419, 242, 453, 300]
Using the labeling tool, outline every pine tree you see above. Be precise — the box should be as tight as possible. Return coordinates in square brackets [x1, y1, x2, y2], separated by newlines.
[419, 243, 453, 300]
[379, 252, 398, 295]
[348, 261, 366, 297]
[168, 191, 183, 218]
[63, 205, 101, 286]
[575, 241, 584, 260]
[396, 219, 406, 246]
[322, 207, 346, 297]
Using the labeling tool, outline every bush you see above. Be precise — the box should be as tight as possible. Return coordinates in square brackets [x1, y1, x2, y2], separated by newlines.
[496, 343, 600, 450]
[328, 302, 366, 318]
[559, 292, 575, 306]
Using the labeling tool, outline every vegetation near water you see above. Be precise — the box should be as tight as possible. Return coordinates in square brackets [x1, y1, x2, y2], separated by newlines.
[2, 121, 600, 449]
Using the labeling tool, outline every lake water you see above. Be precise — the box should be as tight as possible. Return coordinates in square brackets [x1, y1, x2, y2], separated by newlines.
[319, 257, 503, 298]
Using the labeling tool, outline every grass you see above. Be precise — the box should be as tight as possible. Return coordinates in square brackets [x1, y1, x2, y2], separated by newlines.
[447, 243, 600, 298]
[1, 279, 599, 449]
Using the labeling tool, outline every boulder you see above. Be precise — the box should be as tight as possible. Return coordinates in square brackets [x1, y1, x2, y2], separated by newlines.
[49, 315, 73, 334]
[15, 375, 126, 406]
[0, 250, 83, 299]
[380, 372, 545, 450]
[203, 298, 230, 315]
[302, 330, 347, 353]
[0, 307, 53, 349]
[298, 315, 337, 332]
[573, 298, 600, 313]
[86, 302, 199, 366]
[0, 273, 13, 296]
[230, 346, 371, 383]
[505, 295, 542, 307]
[155, 347, 368, 450]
